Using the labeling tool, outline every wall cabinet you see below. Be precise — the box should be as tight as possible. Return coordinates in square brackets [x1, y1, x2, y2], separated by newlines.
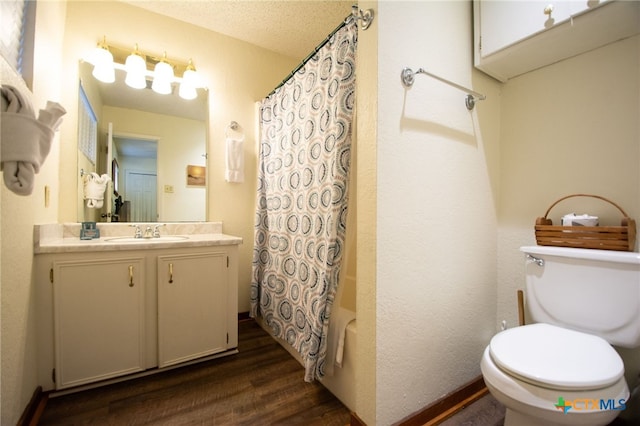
[37, 244, 239, 391]
[474, 0, 640, 82]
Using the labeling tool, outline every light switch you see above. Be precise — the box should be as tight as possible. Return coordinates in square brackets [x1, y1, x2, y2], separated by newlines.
[44, 185, 50, 207]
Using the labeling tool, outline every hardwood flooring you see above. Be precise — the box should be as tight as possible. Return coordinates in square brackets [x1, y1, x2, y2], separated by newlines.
[37, 319, 351, 425]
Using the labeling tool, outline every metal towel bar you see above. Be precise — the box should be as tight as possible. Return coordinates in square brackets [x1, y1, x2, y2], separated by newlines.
[401, 67, 486, 111]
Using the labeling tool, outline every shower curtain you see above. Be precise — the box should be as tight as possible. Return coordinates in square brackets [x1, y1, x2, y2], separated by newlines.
[250, 20, 357, 382]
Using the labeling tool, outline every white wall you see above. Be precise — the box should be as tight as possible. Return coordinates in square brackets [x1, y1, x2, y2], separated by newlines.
[497, 34, 640, 389]
[374, 2, 501, 424]
[0, 2, 66, 424]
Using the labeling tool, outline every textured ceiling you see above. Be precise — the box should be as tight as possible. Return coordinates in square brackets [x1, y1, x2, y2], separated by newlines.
[121, 0, 355, 60]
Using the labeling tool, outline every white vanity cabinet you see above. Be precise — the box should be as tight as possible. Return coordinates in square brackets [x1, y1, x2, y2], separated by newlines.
[157, 251, 229, 367]
[52, 257, 146, 389]
[34, 226, 241, 392]
[474, 0, 640, 82]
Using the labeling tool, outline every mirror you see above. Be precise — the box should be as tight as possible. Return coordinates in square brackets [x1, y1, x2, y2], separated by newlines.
[77, 61, 208, 223]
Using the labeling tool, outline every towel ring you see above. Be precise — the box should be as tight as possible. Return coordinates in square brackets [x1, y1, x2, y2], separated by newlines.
[225, 121, 245, 140]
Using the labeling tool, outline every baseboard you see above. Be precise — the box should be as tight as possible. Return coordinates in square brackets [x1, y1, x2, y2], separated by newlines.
[17, 386, 48, 426]
[238, 311, 251, 321]
[395, 376, 488, 426]
[350, 411, 367, 426]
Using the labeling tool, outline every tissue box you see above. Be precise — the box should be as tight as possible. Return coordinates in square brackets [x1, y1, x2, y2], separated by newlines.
[80, 222, 100, 240]
[561, 214, 599, 227]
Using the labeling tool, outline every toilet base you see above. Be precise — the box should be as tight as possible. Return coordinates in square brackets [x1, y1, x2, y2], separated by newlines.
[505, 408, 568, 426]
[489, 382, 622, 426]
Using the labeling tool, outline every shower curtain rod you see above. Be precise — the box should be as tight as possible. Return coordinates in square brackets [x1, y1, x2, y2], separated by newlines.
[266, 6, 374, 98]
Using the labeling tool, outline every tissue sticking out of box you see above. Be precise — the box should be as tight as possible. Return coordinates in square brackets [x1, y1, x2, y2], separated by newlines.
[561, 213, 599, 227]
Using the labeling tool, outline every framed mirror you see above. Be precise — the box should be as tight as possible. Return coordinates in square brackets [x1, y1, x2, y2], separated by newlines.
[77, 60, 208, 223]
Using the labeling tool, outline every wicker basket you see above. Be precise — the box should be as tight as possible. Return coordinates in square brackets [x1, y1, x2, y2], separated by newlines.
[535, 194, 636, 251]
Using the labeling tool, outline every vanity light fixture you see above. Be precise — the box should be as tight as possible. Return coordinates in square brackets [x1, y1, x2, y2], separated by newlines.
[87, 39, 202, 100]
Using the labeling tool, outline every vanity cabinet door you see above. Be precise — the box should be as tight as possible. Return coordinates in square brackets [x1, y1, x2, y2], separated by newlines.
[157, 251, 228, 367]
[52, 257, 146, 389]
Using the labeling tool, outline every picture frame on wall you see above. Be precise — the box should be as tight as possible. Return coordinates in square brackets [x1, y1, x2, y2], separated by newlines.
[187, 165, 206, 186]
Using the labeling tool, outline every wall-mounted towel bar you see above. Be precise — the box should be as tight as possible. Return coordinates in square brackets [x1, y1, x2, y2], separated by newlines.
[401, 67, 486, 111]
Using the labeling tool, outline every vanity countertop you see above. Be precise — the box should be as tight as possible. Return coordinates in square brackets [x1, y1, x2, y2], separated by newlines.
[34, 222, 243, 254]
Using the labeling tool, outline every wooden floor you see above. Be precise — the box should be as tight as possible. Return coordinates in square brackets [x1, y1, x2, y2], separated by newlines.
[37, 319, 351, 425]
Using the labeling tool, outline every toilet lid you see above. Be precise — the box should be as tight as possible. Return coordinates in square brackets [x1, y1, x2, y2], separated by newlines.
[489, 323, 624, 390]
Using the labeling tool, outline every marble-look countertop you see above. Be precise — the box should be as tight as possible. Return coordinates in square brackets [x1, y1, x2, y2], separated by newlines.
[34, 222, 243, 254]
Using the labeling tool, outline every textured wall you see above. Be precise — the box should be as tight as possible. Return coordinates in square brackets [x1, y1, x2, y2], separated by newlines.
[374, 2, 501, 424]
[1, 3, 66, 424]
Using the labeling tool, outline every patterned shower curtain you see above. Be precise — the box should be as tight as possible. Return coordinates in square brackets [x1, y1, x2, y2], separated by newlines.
[250, 20, 357, 382]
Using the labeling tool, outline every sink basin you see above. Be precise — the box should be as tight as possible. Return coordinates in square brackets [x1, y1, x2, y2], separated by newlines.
[104, 236, 189, 243]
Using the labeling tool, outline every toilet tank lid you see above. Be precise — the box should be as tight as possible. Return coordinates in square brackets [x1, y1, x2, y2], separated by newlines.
[520, 246, 640, 265]
[489, 323, 624, 390]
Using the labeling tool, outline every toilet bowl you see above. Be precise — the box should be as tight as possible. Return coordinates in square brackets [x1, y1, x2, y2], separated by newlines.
[481, 323, 629, 426]
[481, 247, 640, 426]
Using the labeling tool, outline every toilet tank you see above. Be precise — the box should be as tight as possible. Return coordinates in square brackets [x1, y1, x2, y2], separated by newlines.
[521, 246, 640, 348]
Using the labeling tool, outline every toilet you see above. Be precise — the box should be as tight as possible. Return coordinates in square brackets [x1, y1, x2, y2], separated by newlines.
[481, 245, 640, 426]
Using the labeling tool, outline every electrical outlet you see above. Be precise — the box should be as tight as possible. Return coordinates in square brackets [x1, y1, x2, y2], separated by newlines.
[164, 185, 174, 193]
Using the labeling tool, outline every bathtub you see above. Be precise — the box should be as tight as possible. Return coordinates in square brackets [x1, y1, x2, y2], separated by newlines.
[318, 316, 357, 412]
[256, 311, 357, 412]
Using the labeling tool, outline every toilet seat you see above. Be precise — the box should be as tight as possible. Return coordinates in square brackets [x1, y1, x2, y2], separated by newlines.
[489, 323, 624, 390]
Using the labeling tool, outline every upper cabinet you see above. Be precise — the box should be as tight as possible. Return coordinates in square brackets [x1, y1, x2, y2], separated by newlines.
[474, 0, 640, 82]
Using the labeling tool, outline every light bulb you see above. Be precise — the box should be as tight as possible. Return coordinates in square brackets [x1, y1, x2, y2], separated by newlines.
[152, 55, 174, 95]
[91, 42, 115, 83]
[179, 82, 197, 100]
[124, 45, 147, 89]
[179, 60, 199, 100]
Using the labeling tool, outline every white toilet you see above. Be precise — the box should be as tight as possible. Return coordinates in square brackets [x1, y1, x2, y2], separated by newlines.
[481, 245, 640, 426]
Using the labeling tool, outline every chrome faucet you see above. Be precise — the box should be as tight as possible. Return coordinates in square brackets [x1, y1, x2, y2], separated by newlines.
[130, 224, 142, 238]
[153, 224, 166, 238]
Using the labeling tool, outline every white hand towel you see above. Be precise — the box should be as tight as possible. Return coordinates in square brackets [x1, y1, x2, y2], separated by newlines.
[225, 137, 244, 183]
[1, 85, 66, 195]
[83, 172, 111, 208]
[323, 306, 356, 376]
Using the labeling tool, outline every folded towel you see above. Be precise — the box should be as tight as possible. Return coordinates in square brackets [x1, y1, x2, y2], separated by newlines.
[1, 85, 66, 195]
[324, 306, 356, 376]
[83, 172, 111, 208]
[225, 137, 244, 183]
